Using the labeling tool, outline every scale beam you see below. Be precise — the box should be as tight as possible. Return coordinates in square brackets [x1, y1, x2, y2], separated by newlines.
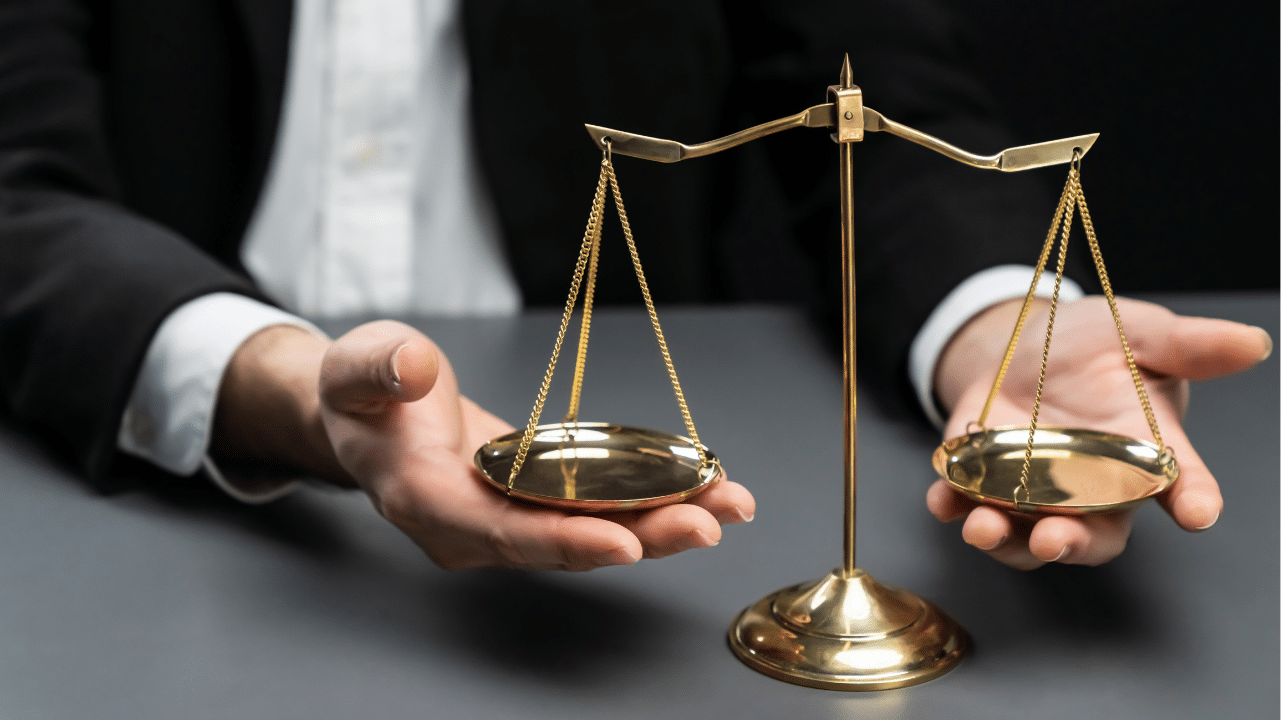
[585, 103, 835, 163]
[586, 105, 1097, 172]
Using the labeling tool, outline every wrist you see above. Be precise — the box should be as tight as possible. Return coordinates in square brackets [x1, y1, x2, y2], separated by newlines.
[934, 297, 1048, 414]
[211, 325, 354, 486]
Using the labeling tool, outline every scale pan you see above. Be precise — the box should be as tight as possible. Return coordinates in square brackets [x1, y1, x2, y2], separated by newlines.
[475, 423, 722, 512]
[933, 426, 1178, 515]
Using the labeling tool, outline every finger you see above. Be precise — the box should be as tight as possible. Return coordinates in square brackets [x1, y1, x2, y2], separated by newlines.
[927, 479, 978, 522]
[1132, 362, 1225, 533]
[610, 503, 722, 559]
[427, 492, 644, 571]
[683, 476, 756, 525]
[961, 506, 1045, 570]
[365, 443, 644, 572]
[321, 320, 440, 413]
[459, 395, 517, 452]
[1026, 512, 1134, 566]
[1130, 310, 1272, 381]
[490, 512, 644, 571]
[1153, 425, 1223, 532]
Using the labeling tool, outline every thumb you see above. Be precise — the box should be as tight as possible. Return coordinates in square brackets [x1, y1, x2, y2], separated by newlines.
[320, 320, 440, 414]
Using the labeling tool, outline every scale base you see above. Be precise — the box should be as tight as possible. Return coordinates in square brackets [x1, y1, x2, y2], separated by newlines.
[728, 569, 966, 691]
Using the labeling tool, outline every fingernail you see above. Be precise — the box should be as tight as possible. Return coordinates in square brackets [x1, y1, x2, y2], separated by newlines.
[1252, 327, 1272, 361]
[735, 509, 755, 523]
[598, 548, 639, 566]
[1194, 508, 1221, 531]
[390, 344, 408, 387]
[975, 533, 1007, 551]
[682, 530, 717, 551]
[1051, 546, 1071, 562]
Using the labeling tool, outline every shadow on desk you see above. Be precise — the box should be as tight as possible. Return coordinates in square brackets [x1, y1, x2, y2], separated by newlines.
[925, 507, 1173, 658]
[49, 449, 695, 686]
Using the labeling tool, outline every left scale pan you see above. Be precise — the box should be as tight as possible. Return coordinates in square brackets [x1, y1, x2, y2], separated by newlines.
[475, 423, 722, 512]
[476, 141, 723, 513]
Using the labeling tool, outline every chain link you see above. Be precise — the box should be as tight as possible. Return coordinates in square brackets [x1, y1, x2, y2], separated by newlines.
[1074, 174, 1166, 453]
[603, 160, 709, 467]
[977, 171, 1077, 428]
[506, 161, 609, 488]
[507, 148, 711, 488]
[1016, 171, 1077, 507]
[565, 199, 602, 423]
[975, 154, 1170, 506]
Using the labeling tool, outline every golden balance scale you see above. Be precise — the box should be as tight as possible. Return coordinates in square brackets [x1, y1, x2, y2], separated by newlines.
[474, 56, 1177, 691]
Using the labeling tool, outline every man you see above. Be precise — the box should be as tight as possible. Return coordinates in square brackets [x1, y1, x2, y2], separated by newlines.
[0, 0, 1268, 571]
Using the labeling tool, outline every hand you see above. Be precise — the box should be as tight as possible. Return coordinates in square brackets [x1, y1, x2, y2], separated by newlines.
[214, 321, 755, 571]
[927, 296, 1271, 570]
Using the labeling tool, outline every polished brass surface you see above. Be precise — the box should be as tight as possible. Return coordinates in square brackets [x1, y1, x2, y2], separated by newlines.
[725, 56, 968, 692]
[976, 168, 1079, 429]
[954, 159, 1172, 513]
[584, 103, 835, 163]
[835, 55, 858, 578]
[827, 80, 864, 143]
[504, 146, 712, 508]
[728, 569, 967, 691]
[581, 55, 1108, 691]
[564, 190, 602, 424]
[862, 108, 1098, 172]
[603, 157, 709, 468]
[586, 104, 1095, 172]
[477, 423, 721, 512]
[507, 159, 610, 483]
[934, 426, 1178, 515]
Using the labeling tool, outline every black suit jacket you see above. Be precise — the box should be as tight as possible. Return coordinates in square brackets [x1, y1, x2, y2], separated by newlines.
[0, 0, 1075, 485]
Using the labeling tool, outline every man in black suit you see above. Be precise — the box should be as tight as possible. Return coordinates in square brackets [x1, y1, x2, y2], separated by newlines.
[0, 0, 1268, 570]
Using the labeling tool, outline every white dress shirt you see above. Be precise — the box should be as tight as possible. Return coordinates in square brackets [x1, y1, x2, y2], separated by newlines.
[116, 0, 1082, 501]
[242, 0, 519, 317]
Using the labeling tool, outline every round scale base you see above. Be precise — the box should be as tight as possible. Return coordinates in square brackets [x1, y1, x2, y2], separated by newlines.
[728, 569, 967, 691]
[934, 425, 1178, 515]
[475, 423, 720, 512]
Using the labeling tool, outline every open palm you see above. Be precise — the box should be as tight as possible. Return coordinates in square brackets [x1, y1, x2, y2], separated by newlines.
[928, 297, 1269, 569]
[319, 321, 755, 571]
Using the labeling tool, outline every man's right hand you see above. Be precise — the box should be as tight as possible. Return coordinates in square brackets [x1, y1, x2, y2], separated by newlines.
[213, 321, 756, 571]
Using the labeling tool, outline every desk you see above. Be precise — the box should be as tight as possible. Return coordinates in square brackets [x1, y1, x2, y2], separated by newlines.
[0, 294, 1275, 719]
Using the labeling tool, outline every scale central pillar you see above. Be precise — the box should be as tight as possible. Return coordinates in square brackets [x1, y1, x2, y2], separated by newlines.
[727, 55, 967, 692]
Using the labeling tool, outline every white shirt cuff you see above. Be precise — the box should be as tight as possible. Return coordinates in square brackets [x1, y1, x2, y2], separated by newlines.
[908, 265, 1085, 428]
[117, 292, 327, 503]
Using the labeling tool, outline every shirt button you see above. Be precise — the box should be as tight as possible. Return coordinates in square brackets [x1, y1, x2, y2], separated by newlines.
[127, 409, 156, 445]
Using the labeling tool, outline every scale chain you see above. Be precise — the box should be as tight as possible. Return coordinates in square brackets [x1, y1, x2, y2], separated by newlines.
[976, 173, 1076, 429]
[507, 162, 609, 487]
[507, 147, 712, 489]
[603, 160, 709, 468]
[1016, 176, 1077, 506]
[1075, 174, 1167, 456]
[974, 154, 1172, 507]
[565, 194, 603, 423]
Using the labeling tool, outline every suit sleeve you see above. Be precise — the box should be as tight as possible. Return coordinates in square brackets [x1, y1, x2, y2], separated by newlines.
[0, 0, 265, 484]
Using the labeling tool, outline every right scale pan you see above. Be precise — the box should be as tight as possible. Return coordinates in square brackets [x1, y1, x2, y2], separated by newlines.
[934, 425, 1178, 515]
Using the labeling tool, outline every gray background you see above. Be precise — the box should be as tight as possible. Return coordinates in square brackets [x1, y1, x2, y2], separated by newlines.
[0, 293, 1275, 719]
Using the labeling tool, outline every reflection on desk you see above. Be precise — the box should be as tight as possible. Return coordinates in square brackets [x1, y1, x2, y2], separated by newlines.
[0, 293, 1275, 720]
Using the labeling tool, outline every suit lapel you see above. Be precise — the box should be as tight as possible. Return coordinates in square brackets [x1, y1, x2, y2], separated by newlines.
[226, 0, 294, 208]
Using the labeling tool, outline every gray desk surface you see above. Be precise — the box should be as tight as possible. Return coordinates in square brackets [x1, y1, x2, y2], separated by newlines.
[0, 293, 1275, 720]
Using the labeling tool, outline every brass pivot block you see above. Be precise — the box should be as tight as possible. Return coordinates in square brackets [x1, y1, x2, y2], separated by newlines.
[827, 83, 864, 143]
